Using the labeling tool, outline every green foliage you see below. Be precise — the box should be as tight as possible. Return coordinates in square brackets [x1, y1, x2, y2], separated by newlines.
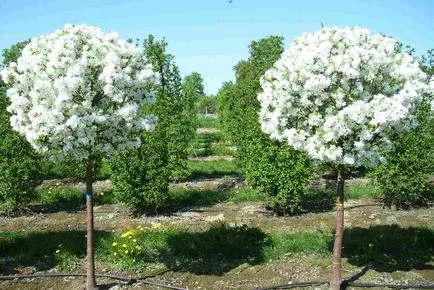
[187, 160, 241, 179]
[196, 95, 216, 115]
[182, 71, 205, 97]
[216, 36, 315, 214]
[1, 40, 30, 67]
[0, 41, 42, 215]
[146, 35, 198, 181]
[197, 115, 218, 128]
[38, 185, 84, 207]
[110, 135, 169, 215]
[111, 35, 198, 214]
[370, 102, 434, 208]
[0, 124, 42, 215]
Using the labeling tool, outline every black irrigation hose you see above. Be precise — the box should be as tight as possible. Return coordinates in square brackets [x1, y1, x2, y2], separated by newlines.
[255, 281, 328, 289]
[347, 282, 434, 289]
[0, 273, 187, 290]
[256, 281, 434, 290]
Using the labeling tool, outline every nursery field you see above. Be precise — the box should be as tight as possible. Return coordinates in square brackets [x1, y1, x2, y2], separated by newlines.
[1, 23, 434, 290]
[0, 124, 433, 290]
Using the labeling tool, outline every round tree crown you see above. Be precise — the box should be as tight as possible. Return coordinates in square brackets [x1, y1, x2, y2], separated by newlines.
[258, 26, 433, 167]
[1, 24, 158, 161]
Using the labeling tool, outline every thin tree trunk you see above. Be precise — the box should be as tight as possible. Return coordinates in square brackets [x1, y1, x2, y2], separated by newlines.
[330, 166, 345, 290]
[86, 158, 96, 290]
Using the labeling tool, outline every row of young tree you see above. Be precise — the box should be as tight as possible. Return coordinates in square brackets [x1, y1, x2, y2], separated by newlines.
[1, 31, 432, 217]
[0, 34, 205, 216]
[216, 35, 433, 213]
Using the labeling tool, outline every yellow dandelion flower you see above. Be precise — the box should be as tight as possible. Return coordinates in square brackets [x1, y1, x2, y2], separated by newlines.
[113, 252, 117, 256]
[135, 246, 141, 250]
[133, 239, 137, 243]
[124, 250, 129, 254]
[55, 182, 61, 186]
[152, 223, 161, 229]
[122, 244, 127, 248]
[55, 249, 60, 253]
[112, 242, 118, 247]
[100, 192, 104, 196]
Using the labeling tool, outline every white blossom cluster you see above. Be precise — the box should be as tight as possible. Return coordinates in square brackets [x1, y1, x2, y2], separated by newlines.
[258, 26, 433, 167]
[1, 24, 158, 161]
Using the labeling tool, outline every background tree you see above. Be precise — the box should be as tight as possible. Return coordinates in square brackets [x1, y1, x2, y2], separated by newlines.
[183, 71, 205, 97]
[0, 40, 42, 216]
[216, 36, 314, 214]
[1, 25, 158, 289]
[111, 35, 199, 214]
[257, 27, 432, 289]
[196, 95, 216, 115]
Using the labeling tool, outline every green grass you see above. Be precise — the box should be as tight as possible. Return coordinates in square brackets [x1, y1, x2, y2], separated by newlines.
[1, 224, 432, 275]
[345, 181, 381, 200]
[187, 160, 241, 178]
[33, 186, 115, 212]
[189, 132, 223, 157]
[228, 187, 267, 202]
[168, 187, 265, 209]
[197, 115, 218, 128]
[189, 131, 234, 157]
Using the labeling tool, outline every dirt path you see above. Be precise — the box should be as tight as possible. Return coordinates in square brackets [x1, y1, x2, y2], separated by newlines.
[1, 198, 432, 236]
[188, 155, 234, 161]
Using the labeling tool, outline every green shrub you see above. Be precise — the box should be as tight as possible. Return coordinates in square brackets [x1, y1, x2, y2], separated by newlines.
[216, 36, 315, 214]
[370, 103, 434, 208]
[110, 133, 169, 215]
[110, 35, 198, 214]
[0, 128, 42, 215]
[244, 140, 315, 214]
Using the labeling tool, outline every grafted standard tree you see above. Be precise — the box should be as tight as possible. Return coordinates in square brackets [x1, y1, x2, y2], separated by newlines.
[257, 26, 433, 289]
[1, 24, 157, 289]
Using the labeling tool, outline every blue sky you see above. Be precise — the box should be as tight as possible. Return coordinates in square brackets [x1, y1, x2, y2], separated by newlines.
[1, 0, 434, 94]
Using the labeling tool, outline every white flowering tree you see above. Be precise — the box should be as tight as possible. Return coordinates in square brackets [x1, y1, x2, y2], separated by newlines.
[257, 26, 433, 289]
[1, 24, 157, 289]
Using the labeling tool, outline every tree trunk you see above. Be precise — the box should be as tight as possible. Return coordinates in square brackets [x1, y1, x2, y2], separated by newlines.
[86, 159, 97, 290]
[330, 166, 345, 290]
